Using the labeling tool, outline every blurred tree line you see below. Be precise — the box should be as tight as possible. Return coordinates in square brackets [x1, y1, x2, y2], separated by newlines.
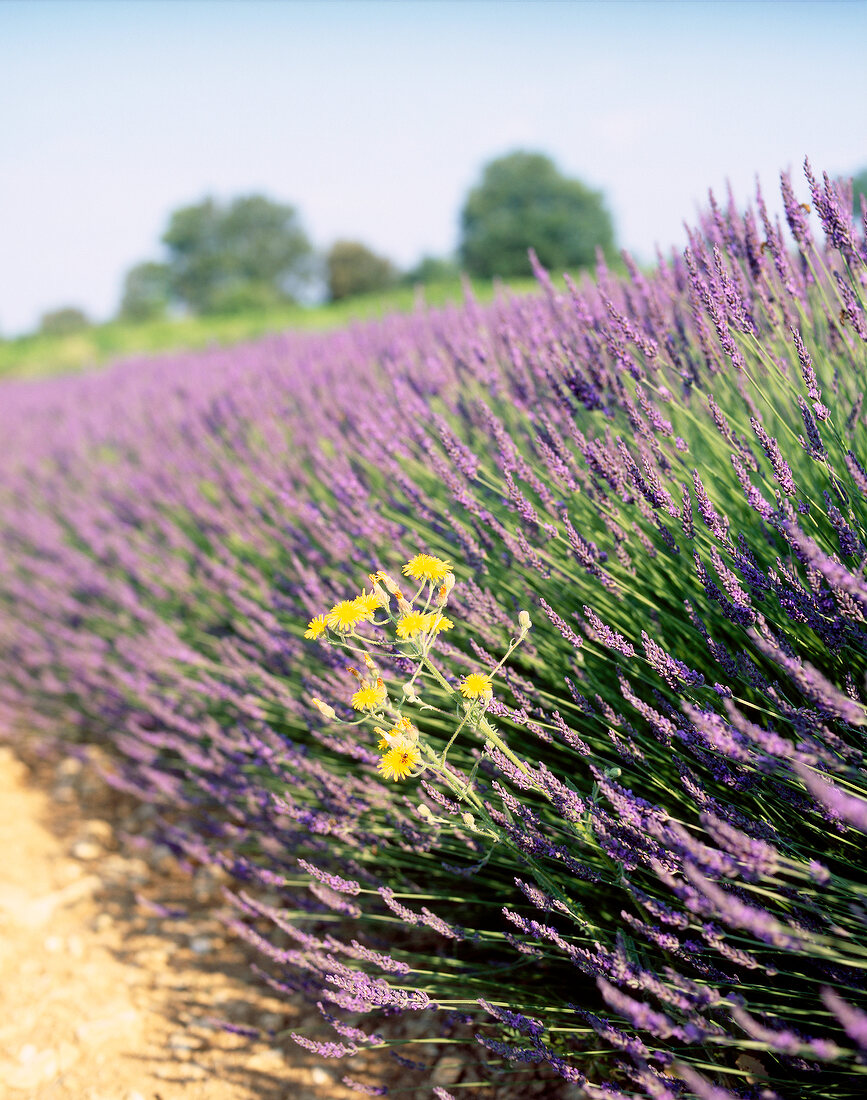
[26, 155, 867, 337]
[31, 150, 623, 333]
[115, 151, 616, 323]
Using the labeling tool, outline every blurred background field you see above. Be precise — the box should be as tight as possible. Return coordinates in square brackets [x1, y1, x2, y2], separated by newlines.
[0, 277, 541, 380]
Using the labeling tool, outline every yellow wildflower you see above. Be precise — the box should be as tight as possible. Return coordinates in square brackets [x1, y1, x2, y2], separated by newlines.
[375, 717, 417, 751]
[304, 615, 327, 640]
[402, 554, 453, 585]
[396, 610, 430, 639]
[355, 589, 381, 615]
[458, 672, 493, 699]
[378, 744, 422, 782]
[327, 599, 370, 633]
[423, 613, 454, 634]
[351, 679, 387, 711]
[394, 716, 419, 742]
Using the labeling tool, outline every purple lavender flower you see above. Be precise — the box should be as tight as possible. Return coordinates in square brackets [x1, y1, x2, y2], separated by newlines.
[821, 988, 867, 1050]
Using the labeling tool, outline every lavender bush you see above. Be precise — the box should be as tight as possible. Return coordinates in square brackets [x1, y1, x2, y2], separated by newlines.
[1, 159, 866, 1098]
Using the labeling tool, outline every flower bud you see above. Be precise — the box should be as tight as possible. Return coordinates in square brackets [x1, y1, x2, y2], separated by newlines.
[397, 597, 414, 616]
[518, 610, 532, 633]
[370, 581, 390, 607]
[362, 653, 377, 671]
[396, 716, 418, 742]
[436, 573, 456, 605]
[402, 682, 420, 702]
[311, 697, 337, 720]
[375, 571, 402, 596]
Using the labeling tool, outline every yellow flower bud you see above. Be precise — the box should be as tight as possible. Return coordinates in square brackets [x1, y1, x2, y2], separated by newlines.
[311, 697, 337, 720]
[436, 572, 456, 605]
[375, 571, 401, 596]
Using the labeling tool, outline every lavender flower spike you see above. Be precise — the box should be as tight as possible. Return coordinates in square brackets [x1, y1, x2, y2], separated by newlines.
[821, 988, 867, 1050]
[792, 762, 867, 834]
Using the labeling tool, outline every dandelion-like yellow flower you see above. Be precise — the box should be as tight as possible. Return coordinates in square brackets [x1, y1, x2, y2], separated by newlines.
[402, 554, 453, 585]
[355, 589, 381, 615]
[458, 673, 493, 699]
[396, 610, 430, 639]
[327, 600, 370, 633]
[351, 681, 387, 711]
[378, 744, 422, 782]
[422, 613, 454, 634]
[304, 615, 327, 640]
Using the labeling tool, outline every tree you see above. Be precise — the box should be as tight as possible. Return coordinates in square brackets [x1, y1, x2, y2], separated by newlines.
[161, 195, 314, 314]
[38, 306, 90, 336]
[402, 254, 460, 286]
[119, 261, 171, 321]
[326, 240, 397, 301]
[459, 151, 614, 279]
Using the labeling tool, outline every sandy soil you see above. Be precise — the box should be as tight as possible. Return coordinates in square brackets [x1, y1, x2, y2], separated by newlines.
[0, 741, 577, 1100]
[0, 745, 392, 1100]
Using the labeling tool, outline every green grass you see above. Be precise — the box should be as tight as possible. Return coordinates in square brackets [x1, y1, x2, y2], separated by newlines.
[0, 278, 542, 380]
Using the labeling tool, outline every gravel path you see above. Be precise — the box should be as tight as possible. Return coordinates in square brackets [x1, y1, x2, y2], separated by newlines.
[0, 745, 380, 1100]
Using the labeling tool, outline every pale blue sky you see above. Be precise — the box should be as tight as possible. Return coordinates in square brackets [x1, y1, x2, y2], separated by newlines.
[1, 0, 865, 334]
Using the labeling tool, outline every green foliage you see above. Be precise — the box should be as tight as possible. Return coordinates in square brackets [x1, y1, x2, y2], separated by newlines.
[402, 254, 460, 285]
[326, 239, 398, 301]
[852, 166, 867, 216]
[161, 194, 314, 315]
[119, 261, 172, 322]
[459, 150, 615, 278]
[38, 306, 90, 336]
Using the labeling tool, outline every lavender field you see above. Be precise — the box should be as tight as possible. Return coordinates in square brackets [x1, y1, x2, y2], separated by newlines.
[1, 160, 866, 1099]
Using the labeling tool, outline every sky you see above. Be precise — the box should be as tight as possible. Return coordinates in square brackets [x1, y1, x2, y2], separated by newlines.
[1, 0, 866, 335]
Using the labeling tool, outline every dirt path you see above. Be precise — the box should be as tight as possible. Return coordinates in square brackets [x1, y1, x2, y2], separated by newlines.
[0, 746, 380, 1100]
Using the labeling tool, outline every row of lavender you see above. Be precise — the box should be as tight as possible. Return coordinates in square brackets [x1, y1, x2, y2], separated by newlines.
[1, 160, 866, 1098]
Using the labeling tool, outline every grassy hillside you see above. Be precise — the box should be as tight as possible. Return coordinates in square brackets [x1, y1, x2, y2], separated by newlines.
[0, 277, 541, 380]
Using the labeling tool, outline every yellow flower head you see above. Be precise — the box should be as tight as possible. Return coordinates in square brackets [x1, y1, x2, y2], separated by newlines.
[423, 613, 454, 634]
[304, 615, 327, 640]
[355, 589, 381, 615]
[402, 554, 453, 585]
[328, 599, 370, 633]
[396, 610, 430, 639]
[351, 679, 387, 711]
[378, 744, 422, 782]
[458, 672, 493, 699]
